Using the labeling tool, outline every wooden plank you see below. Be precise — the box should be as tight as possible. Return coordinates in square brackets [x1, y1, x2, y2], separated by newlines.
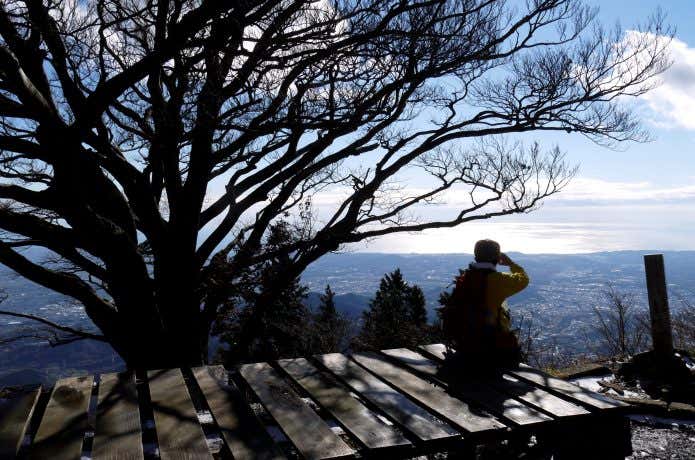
[510, 364, 627, 410]
[381, 348, 552, 425]
[384, 348, 587, 420]
[192, 366, 285, 460]
[92, 372, 143, 460]
[420, 344, 625, 410]
[381, 348, 446, 380]
[485, 374, 589, 418]
[418, 344, 449, 362]
[0, 386, 41, 459]
[350, 352, 505, 434]
[444, 380, 551, 426]
[315, 353, 459, 443]
[147, 369, 211, 460]
[278, 357, 411, 451]
[239, 362, 354, 460]
[29, 375, 93, 460]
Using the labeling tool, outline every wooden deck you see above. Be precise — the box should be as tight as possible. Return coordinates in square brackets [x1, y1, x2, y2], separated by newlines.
[0, 344, 632, 459]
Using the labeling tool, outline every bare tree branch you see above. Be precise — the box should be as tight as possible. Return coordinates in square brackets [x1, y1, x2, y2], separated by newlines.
[0, 0, 672, 367]
[0, 308, 106, 341]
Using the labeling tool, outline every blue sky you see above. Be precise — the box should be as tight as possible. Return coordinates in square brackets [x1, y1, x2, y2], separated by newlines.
[346, 1, 695, 254]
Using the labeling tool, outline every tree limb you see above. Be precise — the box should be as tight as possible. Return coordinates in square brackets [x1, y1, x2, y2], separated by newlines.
[0, 309, 107, 342]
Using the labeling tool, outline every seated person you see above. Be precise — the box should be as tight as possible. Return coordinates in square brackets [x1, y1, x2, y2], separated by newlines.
[440, 239, 529, 370]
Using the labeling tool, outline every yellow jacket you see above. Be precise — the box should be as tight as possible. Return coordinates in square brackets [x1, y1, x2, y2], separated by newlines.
[470, 261, 529, 332]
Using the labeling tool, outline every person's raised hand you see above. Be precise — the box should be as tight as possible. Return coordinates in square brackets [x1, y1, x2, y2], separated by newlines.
[498, 252, 512, 266]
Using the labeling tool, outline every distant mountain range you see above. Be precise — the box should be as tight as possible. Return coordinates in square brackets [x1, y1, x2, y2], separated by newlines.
[301, 250, 695, 317]
[2, 250, 694, 386]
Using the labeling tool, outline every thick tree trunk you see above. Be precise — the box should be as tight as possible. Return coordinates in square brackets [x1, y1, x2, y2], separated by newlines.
[138, 231, 208, 369]
[155, 280, 208, 368]
[103, 292, 208, 370]
[102, 256, 208, 369]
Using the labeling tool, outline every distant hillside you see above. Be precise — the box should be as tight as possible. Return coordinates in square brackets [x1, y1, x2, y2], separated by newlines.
[3, 250, 695, 386]
[302, 250, 695, 302]
[301, 251, 695, 349]
[304, 291, 370, 318]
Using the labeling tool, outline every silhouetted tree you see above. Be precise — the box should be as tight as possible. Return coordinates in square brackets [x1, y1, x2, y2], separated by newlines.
[433, 268, 463, 342]
[311, 284, 350, 354]
[0, 0, 671, 367]
[511, 312, 569, 369]
[671, 297, 695, 353]
[355, 269, 429, 350]
[212, 222, 311, 363]
[591, 285, 650, 359]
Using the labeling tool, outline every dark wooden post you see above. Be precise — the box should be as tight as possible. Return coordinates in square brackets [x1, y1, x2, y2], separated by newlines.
[643, 254, 674, 357]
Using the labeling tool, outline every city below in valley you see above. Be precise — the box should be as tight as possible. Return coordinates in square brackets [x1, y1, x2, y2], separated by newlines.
[2, 250, 693, 387]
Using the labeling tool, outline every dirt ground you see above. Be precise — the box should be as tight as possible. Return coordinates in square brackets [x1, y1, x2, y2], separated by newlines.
[627, 418, 695, 460]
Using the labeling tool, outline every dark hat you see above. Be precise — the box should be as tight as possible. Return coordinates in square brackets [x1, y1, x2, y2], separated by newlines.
[474, 239, 500, 263]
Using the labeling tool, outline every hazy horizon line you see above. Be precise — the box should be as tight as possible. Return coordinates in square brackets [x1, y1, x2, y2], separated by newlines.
[340, 249, 694, 256]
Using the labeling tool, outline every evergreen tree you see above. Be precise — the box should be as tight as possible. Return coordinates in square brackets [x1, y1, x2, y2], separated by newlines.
[311, 285, 350, 354]
[432, 269, 466, 341]
[407, 286, 428, 327]
[213, 222, 311, 363]
[354, 269, 430, 350]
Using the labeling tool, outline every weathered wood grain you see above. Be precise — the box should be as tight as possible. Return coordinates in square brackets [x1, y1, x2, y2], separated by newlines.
[383, 348, 582, 422]
[486, 374, 589, 418]
[315, 353, 459, 443]
[192, 366, 285, 460]
[417, 344, 449, 362]
[509, 365, 628, 410]
[351, 353, 505, 434]
[0, 386, 41, 459]
[278, 357, 411, 451]
[419, 344, 625, 411]
[381, 348, 552, 426]
[239, 362, 354, 460]
[92, 372, 143, 460]
[29, 375, 93, 460]
[147, 369, 212, 460]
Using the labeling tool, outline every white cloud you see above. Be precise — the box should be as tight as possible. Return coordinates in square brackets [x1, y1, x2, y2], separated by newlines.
[637, 35, 695, 130]
[347, 215, 695, 254]
[348, 222, 625, 254]
[306, 177, 695, 214]
[201, 177, 695, 254]
[557, 177, 695, 204]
